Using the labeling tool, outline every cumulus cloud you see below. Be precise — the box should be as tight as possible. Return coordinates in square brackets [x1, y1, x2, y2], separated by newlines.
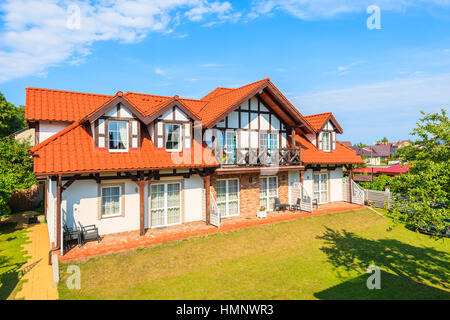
[0, 0, 239, 83]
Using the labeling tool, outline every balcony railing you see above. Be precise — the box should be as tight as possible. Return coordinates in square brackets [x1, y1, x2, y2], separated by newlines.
[213, 147, 301, 167]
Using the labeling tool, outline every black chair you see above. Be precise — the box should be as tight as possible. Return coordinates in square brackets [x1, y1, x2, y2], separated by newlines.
[291, 198, 301, 211]
[63, 225, 81, 252]
[312, 199, 319, 209]
[78, 222, 101, 244]
[274, 197, 290, 211]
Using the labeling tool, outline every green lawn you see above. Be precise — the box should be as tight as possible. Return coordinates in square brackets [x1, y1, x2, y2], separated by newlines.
[58, 209, 450, 300]
[0, 221, 30, 300]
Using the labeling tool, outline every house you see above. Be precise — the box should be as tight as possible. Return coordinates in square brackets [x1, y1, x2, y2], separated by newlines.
[353, 163, 410, 178]
[26, 78, 363, 254]
[350, 144, 394, 166]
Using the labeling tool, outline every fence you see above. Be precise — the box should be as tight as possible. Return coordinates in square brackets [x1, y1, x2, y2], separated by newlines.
[8, 183, 44, 211]
[364, 189, 392, 209]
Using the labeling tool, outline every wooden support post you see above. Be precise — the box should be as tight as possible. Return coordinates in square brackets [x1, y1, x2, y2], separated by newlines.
[291, 127, 296, 148]
[204, 175, 211, 225]
[56, 175, 62, 250]
[348, 165, 353, 203]
[138, 180, 146, 236]
[300, 170, 305, 184]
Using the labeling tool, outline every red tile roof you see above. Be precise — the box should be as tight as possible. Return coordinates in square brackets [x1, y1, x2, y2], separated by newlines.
[353, 163, 410, 174]
[25, 87, 112, 122]
[30, 120, 217, 176]
[295, 135, 363, 165]
[303, 112, 343, 133]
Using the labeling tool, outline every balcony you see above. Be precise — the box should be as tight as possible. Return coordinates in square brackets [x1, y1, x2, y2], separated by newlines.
[213, 147, 301, 167]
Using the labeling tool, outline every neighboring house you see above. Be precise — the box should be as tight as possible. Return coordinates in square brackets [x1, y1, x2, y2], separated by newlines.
[26, 78, 363, 253]
[9, 126, 35, 145]
[392, 140, 411, 149]
[350, 144, 395, 166]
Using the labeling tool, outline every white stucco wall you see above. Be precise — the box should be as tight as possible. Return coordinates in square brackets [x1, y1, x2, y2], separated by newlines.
[47, 178, 57, 245]
[39, 121, 70, 143]
[61, 179, 141, 236]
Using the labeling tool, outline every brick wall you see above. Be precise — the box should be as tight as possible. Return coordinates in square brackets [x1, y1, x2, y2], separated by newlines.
[211, 171, 290, 218]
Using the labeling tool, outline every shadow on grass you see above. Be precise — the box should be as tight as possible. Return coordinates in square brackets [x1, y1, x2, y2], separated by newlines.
[315, 271, 450, 300]
[315, 227, 450, 299]
[0, 222, 28, 300]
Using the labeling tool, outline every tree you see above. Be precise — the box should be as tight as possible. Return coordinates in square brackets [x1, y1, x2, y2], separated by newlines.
[355, 142, 367, 148]
[376, 137, 389, 144]
[358, 174, 394, 191]
[0, 92, 35, 215]
[0, 92, 26, 137]
[387, 109, 449, 237]
[0, 137, 36, 215]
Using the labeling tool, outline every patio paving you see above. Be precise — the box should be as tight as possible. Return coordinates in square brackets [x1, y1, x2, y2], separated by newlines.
[59, 201, 364, 262]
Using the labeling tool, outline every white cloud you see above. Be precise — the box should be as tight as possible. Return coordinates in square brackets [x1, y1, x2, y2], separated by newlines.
[0, 0, 239, 83]
[154, 67, 166, 76]
[248, 0, 450, 20]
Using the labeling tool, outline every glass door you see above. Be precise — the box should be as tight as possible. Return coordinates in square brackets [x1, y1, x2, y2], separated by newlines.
[216, 179, 239, 218]
[150, 182, 181, 227]
[260, 133, 279, 163]
[260, 176, 278, 211]
[224, 131, 237, 164]
[313, 173, 328, 204]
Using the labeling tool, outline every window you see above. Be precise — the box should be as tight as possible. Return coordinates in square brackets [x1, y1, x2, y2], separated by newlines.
[101, 186, 122, 217]
[224, 131, 237, 164]
[165, 123, 181, 151]
[150, 182, 181, 227]
[108, 121, 128, 151]
[260, 177, 278, 211]
[216, 179, 239, 217]
[322, 132, 331, 152]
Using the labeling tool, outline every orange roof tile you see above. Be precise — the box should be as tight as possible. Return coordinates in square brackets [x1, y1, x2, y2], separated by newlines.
[303, 112, 332, 131]
[25, 87, 112, 122]
[31, 121, 217, 175]
[296, 135, 363, 164]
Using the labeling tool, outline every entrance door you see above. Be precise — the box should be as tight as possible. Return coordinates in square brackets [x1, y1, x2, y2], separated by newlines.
[313, 173, 328, 204]
[150, 182, 181, 227]
[260, 176, 278, 211]
[216, 179, 239, 218]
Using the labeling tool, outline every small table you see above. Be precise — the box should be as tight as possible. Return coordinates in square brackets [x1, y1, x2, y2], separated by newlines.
[279, 203, 290, 211]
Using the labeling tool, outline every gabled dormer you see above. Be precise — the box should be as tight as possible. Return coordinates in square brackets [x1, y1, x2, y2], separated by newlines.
[304, 112, 343, 152]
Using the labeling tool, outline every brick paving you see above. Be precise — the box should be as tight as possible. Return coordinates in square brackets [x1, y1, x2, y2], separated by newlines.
[59, 202, 364, 262]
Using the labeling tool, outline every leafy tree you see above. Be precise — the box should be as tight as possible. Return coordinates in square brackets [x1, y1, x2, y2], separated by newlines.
[387, 109, 449, 237]
[355, 142, 367, 148]
[358, 174, 394, 191]
[376, 137, 389, 144]
[0, 92, 26, 138]
[0, 92, 35, 215]
[0, 137, 36, 215]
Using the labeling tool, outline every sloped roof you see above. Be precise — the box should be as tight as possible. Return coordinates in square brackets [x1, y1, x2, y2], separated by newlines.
[31, 120, 217, 176]
[303, 112, 343, 133]
[295, 135, 363, 165]
[353, 163, 410, 174]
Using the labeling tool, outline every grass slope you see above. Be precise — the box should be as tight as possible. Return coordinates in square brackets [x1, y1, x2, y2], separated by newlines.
[58, 209, 450, 300]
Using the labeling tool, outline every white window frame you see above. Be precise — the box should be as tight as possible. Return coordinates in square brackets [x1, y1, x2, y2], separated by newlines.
[322, 132, 331, 152]
[165, 123, 182, 152]
[313, 173, 329, 204]
[216, 178, 240, 218]
[101, 185, 122, 218]
[108, 120, 129, 152]
[260, 176, 278, 212]
[150, 182, 182, 228]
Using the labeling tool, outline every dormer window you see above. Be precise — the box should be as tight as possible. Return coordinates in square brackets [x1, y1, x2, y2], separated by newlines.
[322, 132, 331, 152]
[108, 121, 129, 152]
[165, 123, 181, 151]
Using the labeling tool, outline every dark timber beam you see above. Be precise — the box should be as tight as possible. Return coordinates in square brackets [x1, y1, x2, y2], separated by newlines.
[61, 174, 81, 192]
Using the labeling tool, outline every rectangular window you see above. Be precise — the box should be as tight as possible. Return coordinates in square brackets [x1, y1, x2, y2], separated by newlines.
[260, 176, 278, 211]
[150, 182, 181, 227]
[101, 186, 122, 217]
[224, 131, 237, 164]
[322, 132, 331, 152]
[108, 121, 128, 151]
[165, 123, 181, 151]
[216, 179, 239, 218]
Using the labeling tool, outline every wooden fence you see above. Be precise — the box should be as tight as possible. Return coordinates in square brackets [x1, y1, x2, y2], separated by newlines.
[8, 183, 44, 211]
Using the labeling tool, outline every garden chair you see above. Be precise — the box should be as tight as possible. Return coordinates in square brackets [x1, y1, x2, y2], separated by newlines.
[78, 222, 101, 245]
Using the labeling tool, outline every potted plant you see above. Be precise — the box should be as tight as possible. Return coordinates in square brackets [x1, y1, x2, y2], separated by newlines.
[257, 206, 267, 218]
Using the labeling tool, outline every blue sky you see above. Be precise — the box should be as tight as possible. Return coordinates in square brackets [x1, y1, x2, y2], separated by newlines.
[1, 0, 450, 144]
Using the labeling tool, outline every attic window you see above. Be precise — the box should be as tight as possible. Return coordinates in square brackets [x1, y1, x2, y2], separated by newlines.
[108, 121, 128, 152]
[165, 123, 181, 151]
[322, 132, 331, 152]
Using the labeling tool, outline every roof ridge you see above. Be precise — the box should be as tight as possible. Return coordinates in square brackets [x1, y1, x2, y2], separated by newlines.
[30, 120, 84, 153]
[124, 91, 173, 99]
[26, 87, 112, 98]
[304, 111, 333, 118]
